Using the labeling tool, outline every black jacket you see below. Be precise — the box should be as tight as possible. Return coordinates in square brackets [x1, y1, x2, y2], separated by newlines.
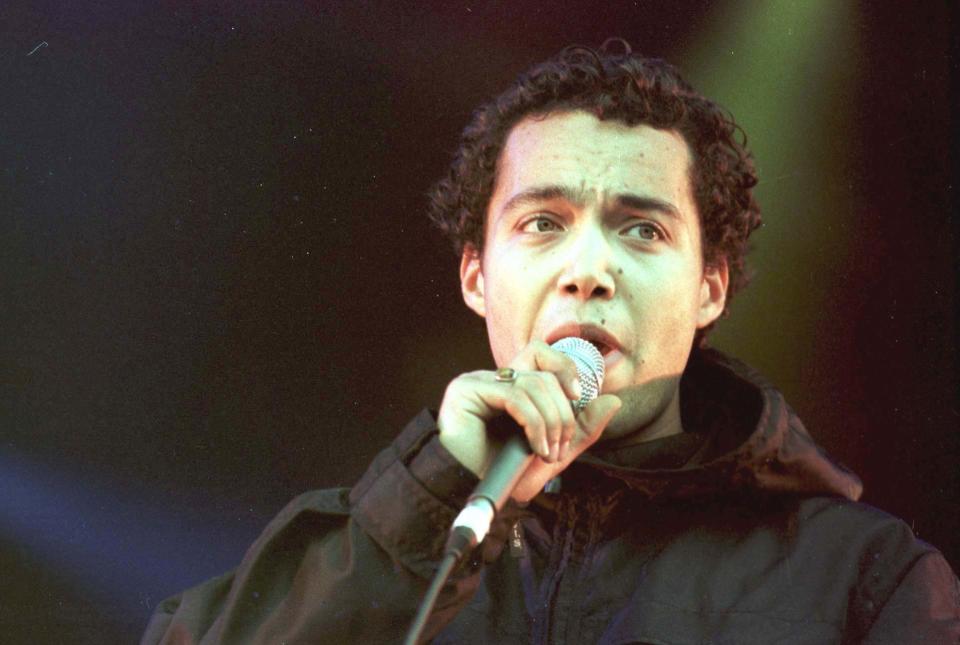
[142, 349, 960, 643]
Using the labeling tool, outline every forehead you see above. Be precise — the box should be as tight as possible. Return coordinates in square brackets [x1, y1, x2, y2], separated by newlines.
[491, 111, 694, 214]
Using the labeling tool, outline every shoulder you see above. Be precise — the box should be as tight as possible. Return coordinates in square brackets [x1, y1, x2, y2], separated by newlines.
[284, 487, 352, 516]
[794, 496, 933, 551]
[802, 498, 960, 640]
[788, 496, 941, 567]
[251, 487, 352, 543]
[790, 496, 959, 636]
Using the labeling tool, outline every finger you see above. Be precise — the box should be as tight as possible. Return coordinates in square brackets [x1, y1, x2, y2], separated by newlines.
[519, 373, 566, 462]
[573, 394, 622, 452]
[477, 383, 550, 459]
[503, 388, 551, 460]
[558, 389, 618, 461]
[511, 341, 582, 402]
[509, 395, 622, 504]
[531, 393, 620, 475]
[556, 380, 578, 461]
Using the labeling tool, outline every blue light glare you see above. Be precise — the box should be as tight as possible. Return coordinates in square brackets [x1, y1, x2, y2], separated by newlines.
[0, 452, 264, 620]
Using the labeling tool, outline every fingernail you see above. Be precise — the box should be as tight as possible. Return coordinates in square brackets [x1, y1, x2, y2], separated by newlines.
[571, 379, 582, 400]
[560, 439, 571, 461]
[540, 438, 550, 458]
[549, 441, 559, 462]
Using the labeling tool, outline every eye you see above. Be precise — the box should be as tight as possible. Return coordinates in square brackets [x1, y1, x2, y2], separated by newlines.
[520, 215, 564, 233]
[623, 221, 664, 241]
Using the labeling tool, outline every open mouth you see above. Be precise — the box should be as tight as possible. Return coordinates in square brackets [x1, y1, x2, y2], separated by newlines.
[546, 323, 622, 358]
[590, 340, 614, 356]
[576, 329, 619, 357]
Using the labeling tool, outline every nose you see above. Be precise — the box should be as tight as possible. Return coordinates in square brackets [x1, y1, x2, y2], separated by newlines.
[556, 225, 616, 300]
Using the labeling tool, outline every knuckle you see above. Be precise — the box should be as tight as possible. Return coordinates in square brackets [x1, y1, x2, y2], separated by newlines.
[504, 395, 528, 422]
[530, 339, 549, 351]
[548, 422, 562, 441]
[444, 377, 464, 397]
[530, 375, 551, 395]
[507, 388, 526, 408]
[515, 373, 541, 395]
[525, 414, 544, 436]
[541, 409, 556, 429]
[451, 370, 480, 388]
[549, 409, 564, 430]
[535, 417, 548, 436]
[542, 371, 562, 389]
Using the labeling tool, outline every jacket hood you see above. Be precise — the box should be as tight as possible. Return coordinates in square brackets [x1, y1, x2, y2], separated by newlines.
[573, 347, 863, 503]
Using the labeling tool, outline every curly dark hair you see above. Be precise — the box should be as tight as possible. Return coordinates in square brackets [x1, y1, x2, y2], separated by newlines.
[427, 40, 762, 338]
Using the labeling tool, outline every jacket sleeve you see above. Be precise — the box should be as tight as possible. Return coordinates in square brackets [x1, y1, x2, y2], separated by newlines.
[861, 550, 960, 644]
[141, 409, 485, 645]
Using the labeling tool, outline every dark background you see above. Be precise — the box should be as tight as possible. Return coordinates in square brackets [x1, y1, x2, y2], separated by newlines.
[1, 1, 956, 642]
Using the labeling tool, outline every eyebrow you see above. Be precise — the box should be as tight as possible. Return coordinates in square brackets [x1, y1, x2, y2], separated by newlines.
[499, 184, 682, 222]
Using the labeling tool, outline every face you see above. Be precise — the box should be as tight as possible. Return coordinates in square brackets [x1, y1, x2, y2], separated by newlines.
[460, 110, 728, 442]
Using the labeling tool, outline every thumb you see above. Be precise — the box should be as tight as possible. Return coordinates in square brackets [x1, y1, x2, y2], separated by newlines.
[576, 394, 622, 447]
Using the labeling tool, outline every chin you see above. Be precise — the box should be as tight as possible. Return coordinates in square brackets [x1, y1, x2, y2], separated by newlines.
[597, 373, 682, 441]
[600, 355, 634, 395]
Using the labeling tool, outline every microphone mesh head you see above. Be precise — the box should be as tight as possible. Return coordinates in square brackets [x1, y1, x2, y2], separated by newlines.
[551, 337, 605, 411]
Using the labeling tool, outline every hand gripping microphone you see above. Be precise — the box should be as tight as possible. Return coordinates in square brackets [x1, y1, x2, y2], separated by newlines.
[446, 336, 605, 559]
[404, 337, 604, 645]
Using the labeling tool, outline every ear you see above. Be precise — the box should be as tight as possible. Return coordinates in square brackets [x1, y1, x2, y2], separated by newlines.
[697, 257, 729, 328]
[460, 244, 486, 317]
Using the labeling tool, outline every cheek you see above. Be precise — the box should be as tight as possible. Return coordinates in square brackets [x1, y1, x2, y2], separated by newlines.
[482, 267, 527, 363]
[626, 263, 703, 335]
[486, 252, 538, 311]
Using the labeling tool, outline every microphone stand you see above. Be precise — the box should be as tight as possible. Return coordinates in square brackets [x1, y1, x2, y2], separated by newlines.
[402, 434, 533, 645]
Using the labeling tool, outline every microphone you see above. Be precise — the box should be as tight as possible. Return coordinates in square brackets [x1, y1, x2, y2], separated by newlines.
[445, 337, 605, 559]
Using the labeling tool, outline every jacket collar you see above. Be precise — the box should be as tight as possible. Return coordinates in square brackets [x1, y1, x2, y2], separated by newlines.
[570, 347, 863, 502]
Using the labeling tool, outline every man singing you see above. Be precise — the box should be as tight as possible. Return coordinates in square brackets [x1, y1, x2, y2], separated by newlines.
[143, 41, 960, 643]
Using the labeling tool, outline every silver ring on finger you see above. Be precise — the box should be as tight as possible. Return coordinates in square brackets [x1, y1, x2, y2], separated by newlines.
[494, 367, 518, 383]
